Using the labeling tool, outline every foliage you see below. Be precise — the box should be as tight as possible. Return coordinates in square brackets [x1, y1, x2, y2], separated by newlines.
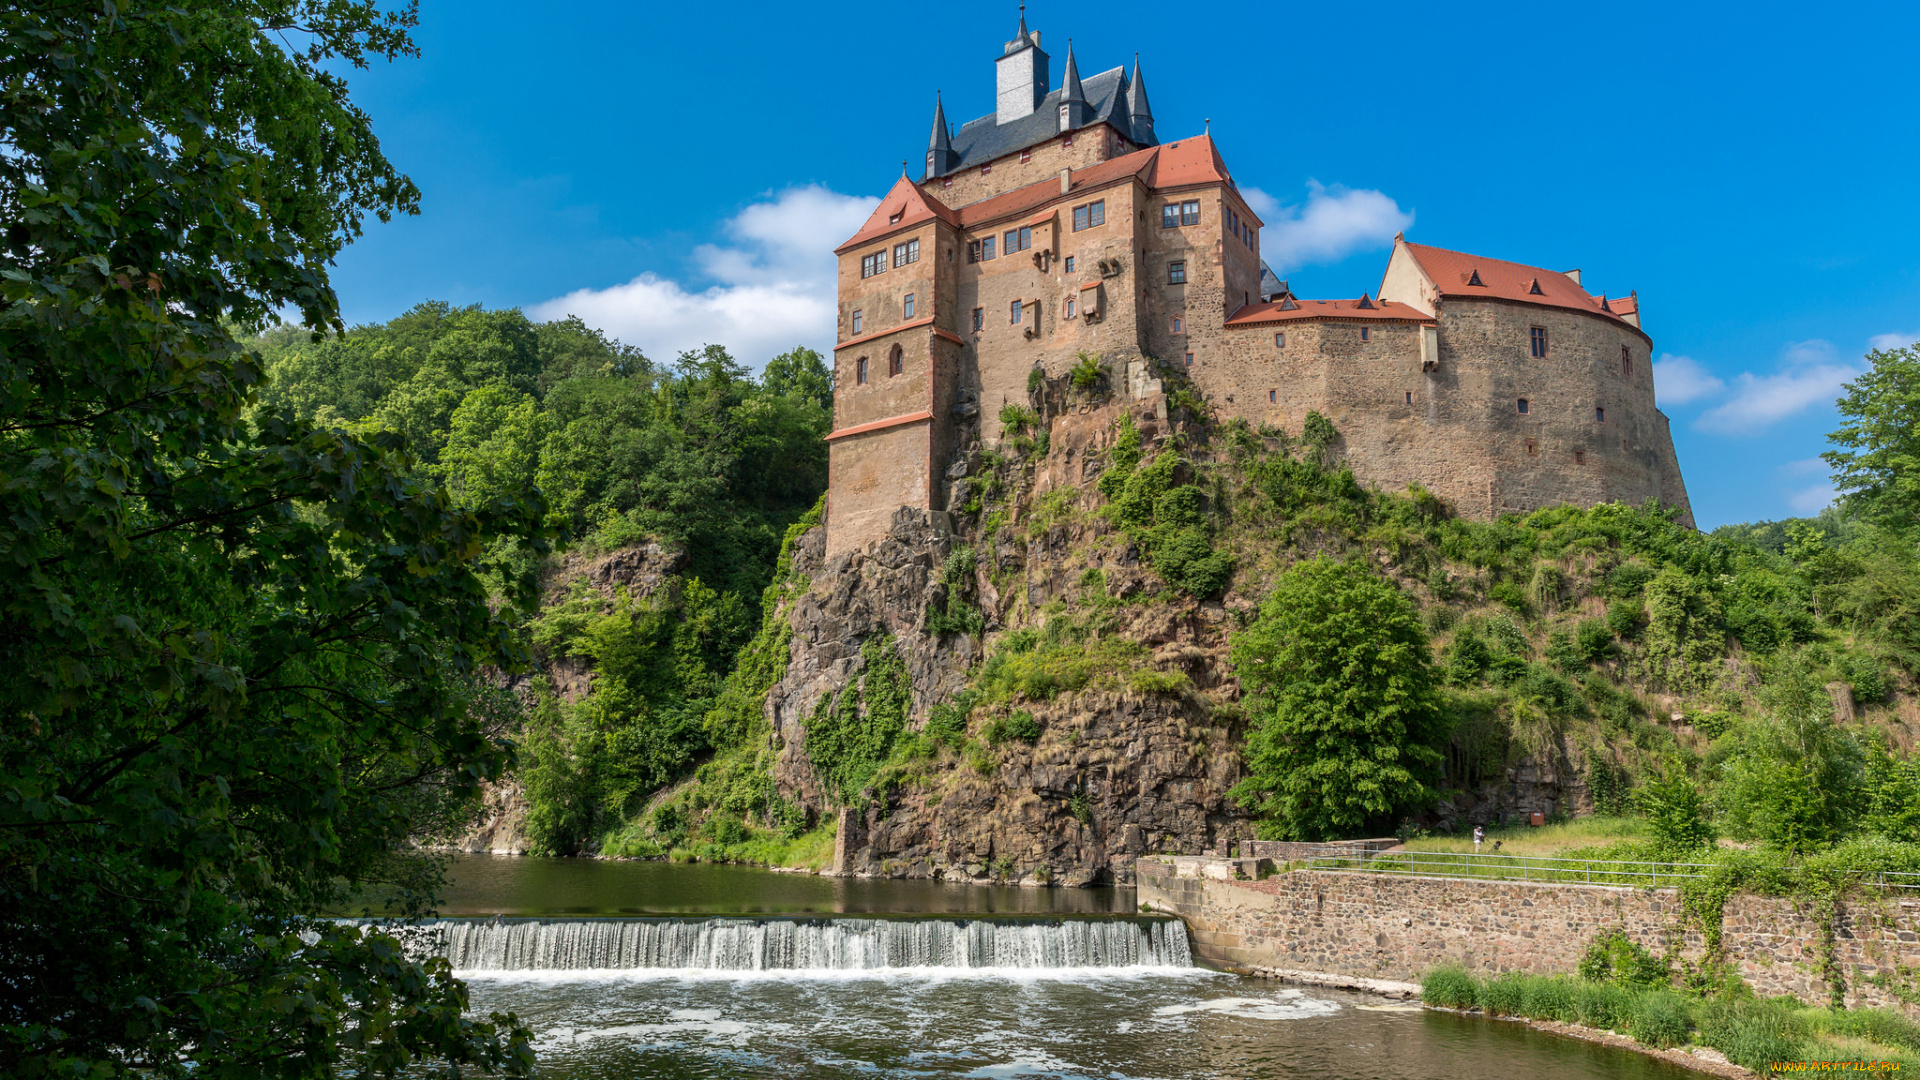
[927, 546, 986, 638]
[972, 612, 1147, 704]
[1577, 930, 1672, 989]
[1825, 341, 1920, 535]
[0, 1, 544, 1074]
[1100, 447, 1234, 597]
[1712, 658, 1865, 852]
[1069, 350, 1106, 392]
[804, 636, 913, 804]
[1229, 559, 1449, 840]
[1627, 992, 1694, 1048]
[1638, 770, 1716, 856]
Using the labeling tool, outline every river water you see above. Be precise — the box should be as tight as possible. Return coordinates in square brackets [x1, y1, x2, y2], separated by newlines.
[421, 855, 1696, 1079]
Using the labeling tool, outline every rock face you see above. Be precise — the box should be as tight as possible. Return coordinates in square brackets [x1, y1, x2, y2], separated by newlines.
[435, 542, 690, 855]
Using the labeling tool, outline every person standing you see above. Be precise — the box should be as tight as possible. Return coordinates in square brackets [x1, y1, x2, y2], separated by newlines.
[1473, 825, 1484, 853]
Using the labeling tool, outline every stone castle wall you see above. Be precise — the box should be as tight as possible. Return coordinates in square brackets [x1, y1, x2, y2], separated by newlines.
[1138, 858, 1920, 1015]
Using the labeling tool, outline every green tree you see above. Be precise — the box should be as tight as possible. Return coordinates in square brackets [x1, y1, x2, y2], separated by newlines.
[1825, 341, 1920, 534]
[1638, 769, 1716, 856]
[1712, 660, 1865, 853]
[1228, 559, 1448, 839]
[1, 2, 536, 1074]
[440, 382, 547, 506]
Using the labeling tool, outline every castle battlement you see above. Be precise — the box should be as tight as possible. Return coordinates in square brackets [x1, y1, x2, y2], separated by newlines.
[824, 20, 1691, 557]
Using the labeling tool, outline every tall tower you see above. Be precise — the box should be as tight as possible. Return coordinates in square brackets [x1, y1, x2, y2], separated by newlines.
[1126, 55, 1155, 145]
[994, 13, 1049, 125]
[926, 93, 955, 178]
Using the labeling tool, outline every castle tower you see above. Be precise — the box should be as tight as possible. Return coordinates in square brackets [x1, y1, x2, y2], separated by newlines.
[1125, 55, 1154, 145]
[926, 93, 955, 178]
[995, 15, 1049, 124]
[1058, 43, 1090, 132]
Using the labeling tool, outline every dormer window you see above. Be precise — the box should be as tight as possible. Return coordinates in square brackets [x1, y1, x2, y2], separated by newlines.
[888, 211, 902, 226]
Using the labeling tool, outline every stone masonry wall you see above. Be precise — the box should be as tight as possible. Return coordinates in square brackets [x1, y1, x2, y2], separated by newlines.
[1137, 858, 1920, 1016]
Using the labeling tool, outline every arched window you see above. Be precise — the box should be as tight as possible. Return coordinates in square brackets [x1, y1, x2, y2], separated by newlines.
[856, 357, 869, 385]
[1170, 316, 1184, 334]
[887, 345, 903, 377]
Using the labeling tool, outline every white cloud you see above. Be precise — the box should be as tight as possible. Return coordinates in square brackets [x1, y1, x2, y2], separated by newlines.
[1694, 339, 1864, 435]
[1651, 354, 1725, 406]
[528, 185, 879, 368]
[1869, 330, 1920, 352]
[1244, 181, 1413, 271]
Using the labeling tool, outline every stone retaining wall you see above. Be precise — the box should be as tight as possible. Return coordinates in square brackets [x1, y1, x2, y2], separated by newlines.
[1137, 856, 1920, 1015]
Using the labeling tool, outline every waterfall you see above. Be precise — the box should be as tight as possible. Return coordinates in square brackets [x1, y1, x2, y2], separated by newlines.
[407, 917, 1192, 972]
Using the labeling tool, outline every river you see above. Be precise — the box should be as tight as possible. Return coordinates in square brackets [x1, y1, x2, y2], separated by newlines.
[413, 854, 1698, 1079]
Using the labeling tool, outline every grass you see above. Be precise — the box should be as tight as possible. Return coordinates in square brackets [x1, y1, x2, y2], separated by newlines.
[1403, 815, 1646, 856]
[1421, 966, 1920, 1073]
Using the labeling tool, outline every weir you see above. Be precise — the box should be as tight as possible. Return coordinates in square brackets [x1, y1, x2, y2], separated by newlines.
[411, 916, 1192, 972]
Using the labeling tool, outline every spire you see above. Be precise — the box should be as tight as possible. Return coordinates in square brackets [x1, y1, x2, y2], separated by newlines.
[1126, 54, 1156, 144]
[1017, 3, 1027, 40]
[1058, 40, 1089, 132]
[926, 92, 955, 178]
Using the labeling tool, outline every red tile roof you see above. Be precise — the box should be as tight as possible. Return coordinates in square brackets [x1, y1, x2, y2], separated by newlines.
[835, 177, 960, 254]
[825, 410, 932, 442]
[1226, 297, 1434, 326]
[1145, 134, 1234, 191]
[1400, 242, 1634, 327]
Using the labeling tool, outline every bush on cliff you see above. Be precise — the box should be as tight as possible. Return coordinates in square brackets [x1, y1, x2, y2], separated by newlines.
[1229, 559, 1448, 840]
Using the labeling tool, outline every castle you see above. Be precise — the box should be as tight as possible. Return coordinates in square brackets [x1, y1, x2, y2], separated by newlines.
[825, 17, 1692, 556]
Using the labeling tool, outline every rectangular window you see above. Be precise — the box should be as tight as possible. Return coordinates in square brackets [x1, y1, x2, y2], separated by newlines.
[850, 309, 863, 335]
[1268, 389, 1277, 403]
[1072, 201, 1105, 231]
[1184, 352, 1193, 366]
[1010, 300, 1022, 324]
[1530, 326, 1548, 358]
[1020, 149, 1031, 163]
[1002, 227, 1033, 254]
[1575, 450, 1587, 465]
[1065, 296, 1076, 319]
[861, 252, 886, 278]
[903, 294, 915, 318]
[981, 164, 991, 176]
[1595, 406, 1606, 423]
[967, 240, 981, 263]
[1064, 255, 1075, 273]
[1621, 346, 1632, 376]
[1525, 439, 1538, 457]
[1063, 134, 1073, 147]
[856, 357, 868, 384]
[982, 235, 996, 260]
[1405, 391, 1413, 404]
[1517, 398, 1529, 414]
[1274, 332, 1285, 348]
[971, 307, 984, 332]
[1168, 260, 1186, 284]
[1181, 199, 1199, 226]
[1170, 316, 1183, 334]
[1161, 203, 1179, 229]
[892, 238, 919, 267]
[1361, 326, 1371, 342]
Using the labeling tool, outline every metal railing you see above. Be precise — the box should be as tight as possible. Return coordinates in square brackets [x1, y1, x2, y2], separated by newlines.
[1301, 851, 1920, 894]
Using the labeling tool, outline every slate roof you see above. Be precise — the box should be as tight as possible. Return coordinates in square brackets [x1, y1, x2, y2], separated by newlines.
[926, 66, 1150, 181]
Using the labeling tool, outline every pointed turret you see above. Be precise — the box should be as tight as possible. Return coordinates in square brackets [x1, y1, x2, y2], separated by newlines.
[926, 92, 955, 178]
[1126, 54, 1155, 144]
[995, 10, 1049, 124]
[1057, 40, 1091, 132]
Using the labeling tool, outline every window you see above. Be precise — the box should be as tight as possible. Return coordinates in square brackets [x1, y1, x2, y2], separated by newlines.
[1274, 332, 1285, 349]
[1010, 300, 1022, 324]
[850, 309, 863, 335]
[971, 307, 984, 332]
[1530, 326, 1548, 358]
[1170, 316, 1184, 334]
[1003, 226, 1032, 253]
[1184, 352, 1193, 366]
[1181, 199, 1199, 226]
[1168, 260, 1186, 284]
[1062, 134, 1073, 147]
[1020, 149, 1031, 164]
[1575, 450, 1587, 465]
[1268, 389, 1277, 403]
[888, 211, 902, 226]
[1161, 203, 1179, 229]
[1525, 439, 1538, 456]
[967, 240, 980, 263]
[887, 345, 903, 377]
[1064, 296, 1076, 319]
[1517, 398, 1530, 414]
[982, 235, 996, 260]
[942, 177, 952, 188]
[1064, 255, 1075, 273]
[981, 164, 991, 176]
[1405, 391, 1413, 405]
[1621, 346, 1632, 376]
[856, 357, 868, 384]
[894, 239, 919, 267]
[1071, 200, 1105, 231]
[1361, 327, 1371, 342]
[903, 293, 915, 318]
[860, 252, 886, 278]
[1227, 208, 1238, 236]
[1595, 406, 1606, 423]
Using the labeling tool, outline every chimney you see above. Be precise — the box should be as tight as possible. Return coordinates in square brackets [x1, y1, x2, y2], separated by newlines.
[1060, 168, 1070, 195]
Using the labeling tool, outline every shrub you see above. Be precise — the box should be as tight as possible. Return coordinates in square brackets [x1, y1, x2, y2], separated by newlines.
[1128, 669, 1190, 695]
[1478, 973, 1527, 1016]
[1577, 930, 1671, 989]
[1069, 351, 1105, 391]
[1628, 991, 1693, 1048]
[1421, 965, 1479, 1009]
[925, 699, 971, 748]
[1571, 981, 1633, 1031]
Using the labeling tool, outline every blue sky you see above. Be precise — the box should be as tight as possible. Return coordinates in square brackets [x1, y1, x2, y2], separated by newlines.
[326, 0, 1920, 530]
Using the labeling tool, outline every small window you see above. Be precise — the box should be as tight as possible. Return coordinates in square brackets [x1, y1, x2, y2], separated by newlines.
[1063, 134, 1073, 147]
[1064, 296, 1076, 319]
[967, 240, 981, 263]
[1170, 316, 1184, 334]
[903, 293, 915, 318]
[971, 307, 984, 332]
[1517, 398, 1530, 414]
[861, 252, 886, 278]
[1181, 199, 1199, 226]
[1360, 326, 1371, 342]
[1063, 255, 1075, 273]
[1525, 439, 1538, 456]
[1530, 326, 1548, 358]
[1405, 391, 1413, 405]
[1595, 406, 1606, 423]
[1274, 332, 1285, 349]
[1621, 437, 1629, 451]
[1010, 300, 1022, 324]
[1020, 149, 1031, 164]
[981, 164, 991, 176]
[942, 177, 952, 188]
[1575, 450, 1587, 465]
[1268, 389, 1277, 403]
[981, 235, 996, 261]
[1621, 346, 1632, 376]
[851, 309, 863, 335]
[1184, 352, 1193, 366]
[888, 211, 902, 226]
[888, 345, 903, 377]
[1168, 261, 1186, 284]
[856, 357, 869, 384]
